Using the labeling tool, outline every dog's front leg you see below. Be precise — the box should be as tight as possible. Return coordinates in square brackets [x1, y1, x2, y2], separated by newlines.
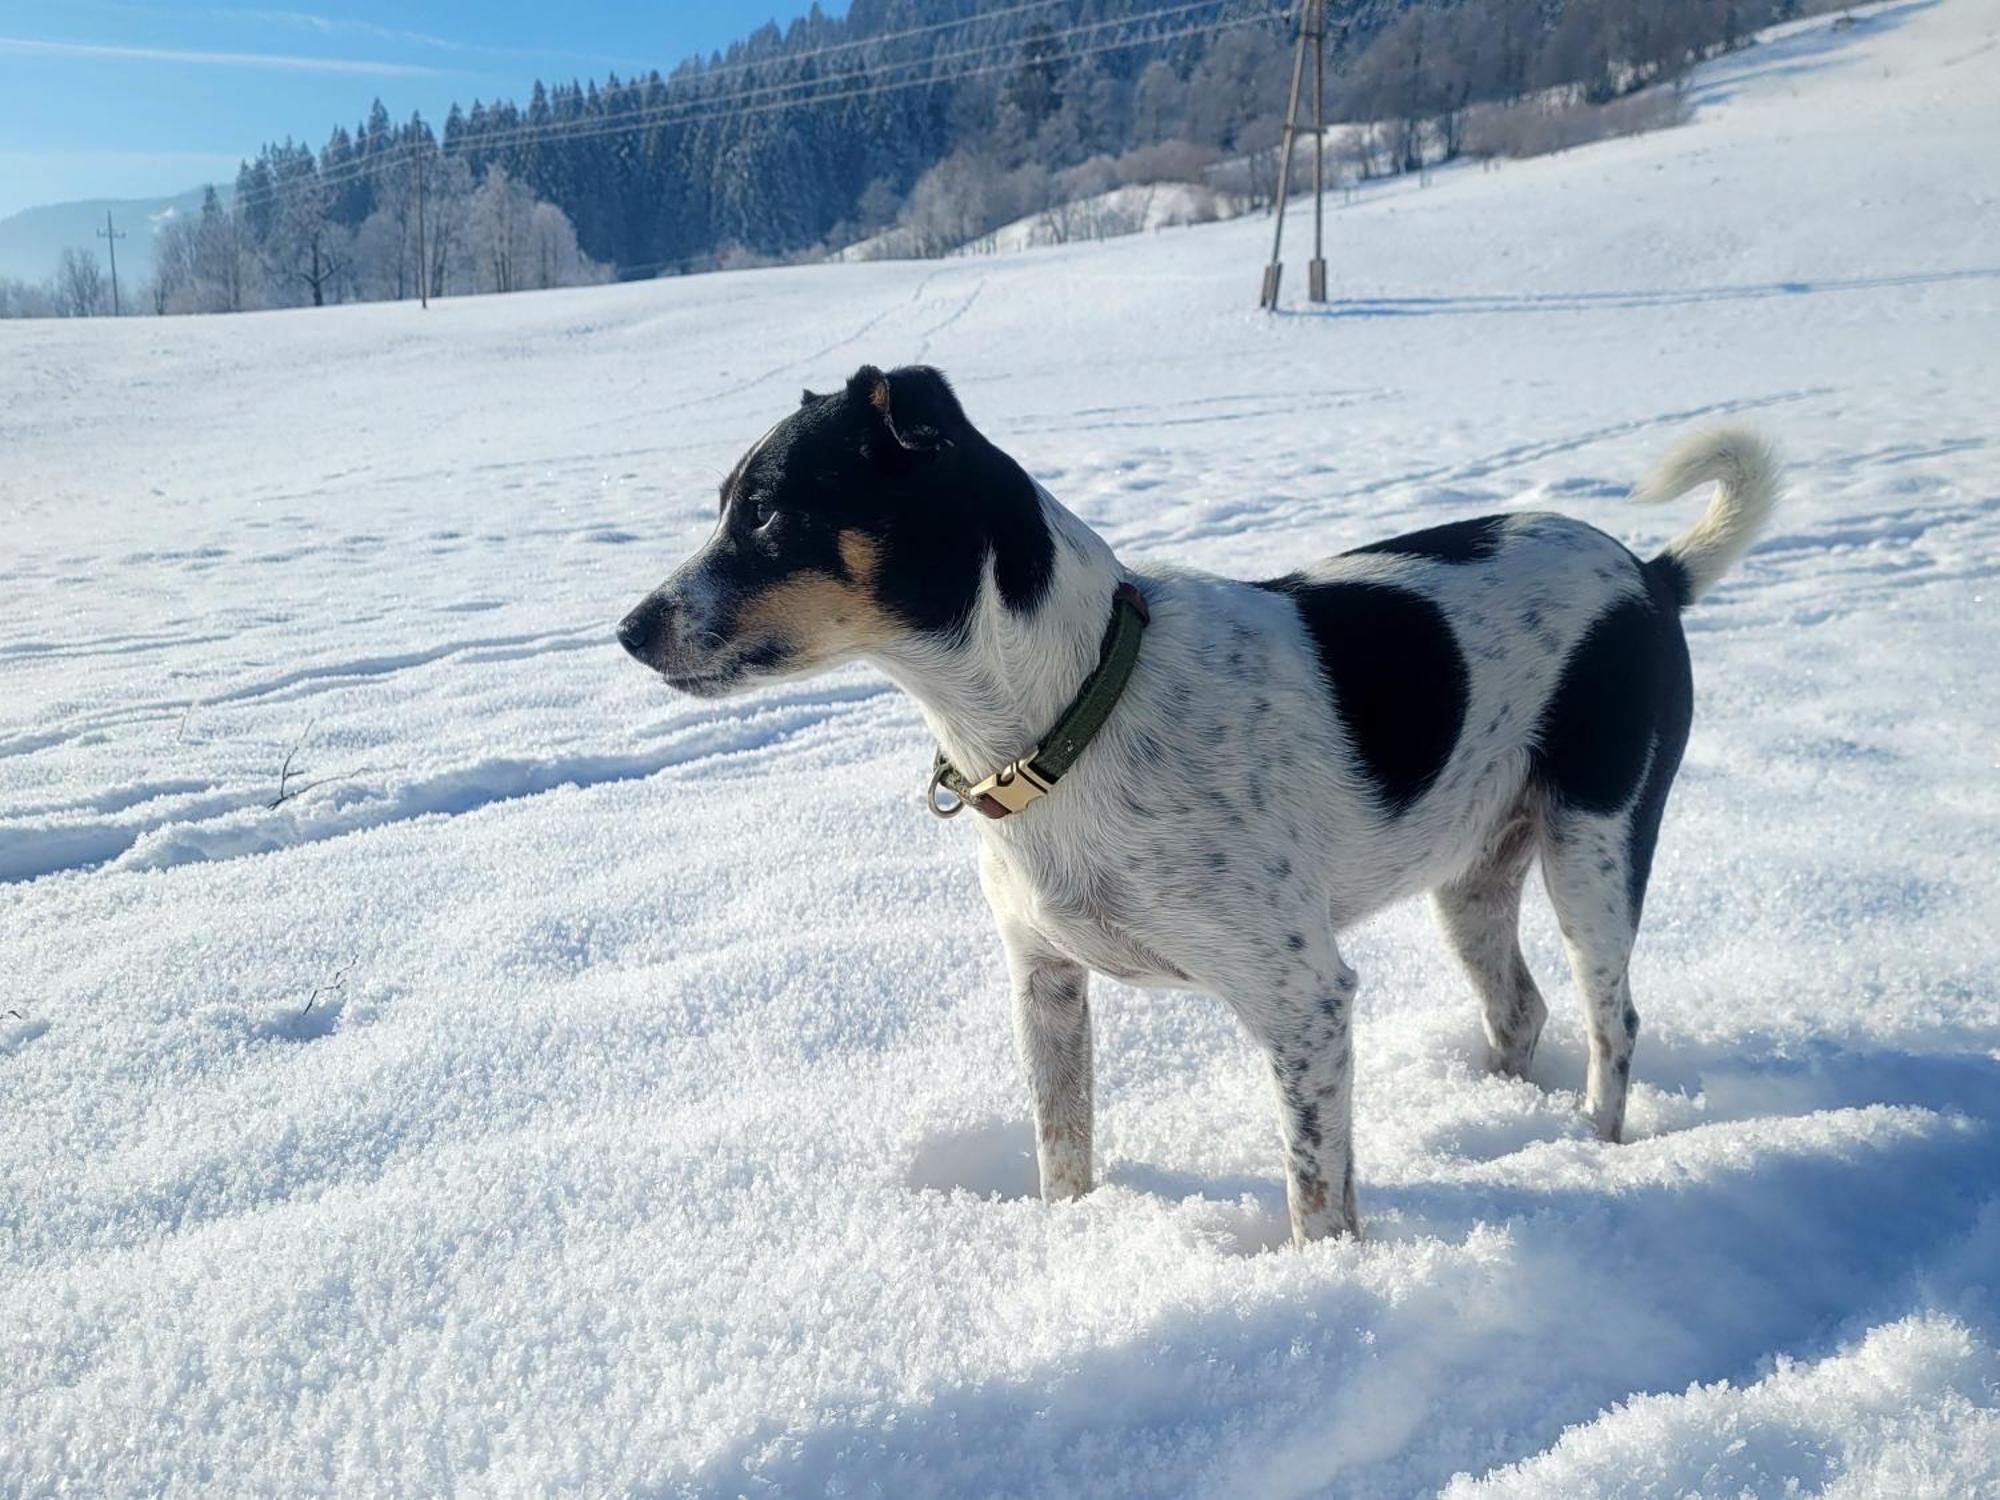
[1242, 958, 1362, 1244]
[1004, 938, 1094, 1202]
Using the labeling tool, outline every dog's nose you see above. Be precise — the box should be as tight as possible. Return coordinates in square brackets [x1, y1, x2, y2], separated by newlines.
[618, 600, 671, 662]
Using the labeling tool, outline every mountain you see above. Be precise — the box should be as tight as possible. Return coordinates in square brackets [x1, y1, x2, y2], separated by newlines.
[0, 187, 217, 286]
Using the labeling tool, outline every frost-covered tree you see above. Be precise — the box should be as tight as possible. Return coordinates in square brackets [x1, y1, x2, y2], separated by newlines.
[468, 163, 535, 293]
[192, 187, 258, 312]
[151, 211, 199, 313]
[161, 0, 1790, 289]
[1131, 60, 1186, 144]
[55, 247, 107, 317]
[526, 201, 597, 289]
[0, 274, 57, 318]
[262, 146, 351, 307]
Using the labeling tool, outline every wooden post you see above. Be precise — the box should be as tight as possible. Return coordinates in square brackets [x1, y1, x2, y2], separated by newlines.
[98, 210, 126, 317]
[1260, 0, 1312, 310]
[415, 139, 429, 310]
[1308, 0, 1327, 302]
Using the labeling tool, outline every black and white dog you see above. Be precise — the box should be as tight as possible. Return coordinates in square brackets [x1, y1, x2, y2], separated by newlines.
[619, 365, 1777, 1244]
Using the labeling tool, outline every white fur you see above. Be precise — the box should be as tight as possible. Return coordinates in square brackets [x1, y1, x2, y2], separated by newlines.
[1633, 426, 1783, 600]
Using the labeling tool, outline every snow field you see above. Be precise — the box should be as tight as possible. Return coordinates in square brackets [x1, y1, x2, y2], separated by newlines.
[3, 2, 1998, 1494]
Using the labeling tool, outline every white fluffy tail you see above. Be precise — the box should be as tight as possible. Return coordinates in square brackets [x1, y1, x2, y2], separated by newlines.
[1631, 427, 1781, 604]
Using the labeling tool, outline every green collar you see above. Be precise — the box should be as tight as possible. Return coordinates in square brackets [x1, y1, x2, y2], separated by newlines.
[927, 582, 1151, 820]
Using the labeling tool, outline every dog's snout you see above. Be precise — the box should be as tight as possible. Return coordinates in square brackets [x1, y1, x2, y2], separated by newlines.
[618, 598, 674, 662]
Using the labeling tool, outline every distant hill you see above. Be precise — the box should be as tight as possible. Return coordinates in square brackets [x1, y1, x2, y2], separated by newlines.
[0, 187, 216, 287]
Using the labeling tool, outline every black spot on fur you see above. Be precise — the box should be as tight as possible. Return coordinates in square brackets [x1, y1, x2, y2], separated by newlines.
[1533, 601, 1657, 814]
[1256, 578, 1470, 814]
[1283, 1093, 1322, 1147]
[1347, 515, 1508, 565]
[1533, 567, 1693, 918]
[1285, 933, 1306, 951]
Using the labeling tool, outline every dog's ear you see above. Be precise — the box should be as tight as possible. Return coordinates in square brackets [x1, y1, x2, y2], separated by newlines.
[848, 364, 960, 453]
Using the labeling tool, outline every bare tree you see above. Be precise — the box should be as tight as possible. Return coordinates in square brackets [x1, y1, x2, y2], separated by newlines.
[269, 156, 351, 307]
[422, 156, 474, 298]
[0, 275, 57, 318]
[354, 204, 414, 302]
[151, 211, 198, 313]
[1132, 59, 1186, 142]
[526, 201, 592, 289]
[55, 247, 106, 317]
[898, 151, 1043, 259]
[854, 177, 902, 236]
[468, 164, 534, 293]
[1236, 117, 1285, 210]
[193, 187, 257, 312]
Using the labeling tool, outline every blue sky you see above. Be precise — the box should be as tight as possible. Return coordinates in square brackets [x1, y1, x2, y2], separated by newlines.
[0, 1, 846, 217]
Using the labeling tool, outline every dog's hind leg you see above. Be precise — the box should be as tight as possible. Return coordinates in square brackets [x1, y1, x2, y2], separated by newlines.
[1540, 808, 1650, 1143]
[1432, 805, 1546, 1079]
[1531, 569, 1692, 1143]
[1004, 941, 1094, 1201]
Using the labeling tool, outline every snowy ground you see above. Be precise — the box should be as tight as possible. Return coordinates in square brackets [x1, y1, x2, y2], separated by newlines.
[4, 3, 1999, 1495]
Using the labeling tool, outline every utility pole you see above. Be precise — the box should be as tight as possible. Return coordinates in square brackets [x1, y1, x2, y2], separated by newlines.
[98, 210, 126, 317]
[414, 139, 429, 310]
[1259, 0, 1330, 311]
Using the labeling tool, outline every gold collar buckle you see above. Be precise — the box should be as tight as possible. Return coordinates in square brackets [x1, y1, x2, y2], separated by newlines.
[965, 751, 1053, 815]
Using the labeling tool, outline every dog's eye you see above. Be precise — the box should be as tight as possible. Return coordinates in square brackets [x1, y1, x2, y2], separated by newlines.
[751, 500, 778, 531]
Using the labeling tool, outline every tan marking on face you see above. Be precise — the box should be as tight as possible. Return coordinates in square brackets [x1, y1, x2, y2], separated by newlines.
[867, 375, 891, 415]
[733, 532, 896, 667]
[837, 529, 881, 586]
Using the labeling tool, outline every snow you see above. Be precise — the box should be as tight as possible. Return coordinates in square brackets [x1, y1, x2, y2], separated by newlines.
[838, 180, 1246, 263]
[4, 1, 1999, 1493]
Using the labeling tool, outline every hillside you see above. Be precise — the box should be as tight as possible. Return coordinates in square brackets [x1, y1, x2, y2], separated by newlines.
[0, 185, 208, 284]
[3, 2, 1997, 1494]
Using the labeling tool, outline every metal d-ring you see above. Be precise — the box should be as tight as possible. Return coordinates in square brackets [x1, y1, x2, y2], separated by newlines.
[926, 756, 965, 819]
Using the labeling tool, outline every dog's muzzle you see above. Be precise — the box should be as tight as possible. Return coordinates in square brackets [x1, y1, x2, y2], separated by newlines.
[617, 596, 680, 667]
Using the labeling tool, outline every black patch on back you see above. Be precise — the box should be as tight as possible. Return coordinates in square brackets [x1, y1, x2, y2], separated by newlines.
[1345, 515, 1509, 565]
[1257, 578, 1469, 813]
[1533, 566, 1693, 918]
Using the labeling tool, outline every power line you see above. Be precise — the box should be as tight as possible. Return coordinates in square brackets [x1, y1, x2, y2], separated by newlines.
[221, 1, 1274, 221]
[223, 3, 1099, 215]
[437, 3, 1269, 169]
[608, 0, 1076, 92]
[461, 0, 1253, 159]
[472, 0, 1248, 148]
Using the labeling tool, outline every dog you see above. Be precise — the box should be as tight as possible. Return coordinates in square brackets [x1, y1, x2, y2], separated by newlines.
[618, 364, 1778, 1244]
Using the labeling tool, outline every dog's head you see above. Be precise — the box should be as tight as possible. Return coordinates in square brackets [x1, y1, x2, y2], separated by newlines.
[619, 364, 1051, 695]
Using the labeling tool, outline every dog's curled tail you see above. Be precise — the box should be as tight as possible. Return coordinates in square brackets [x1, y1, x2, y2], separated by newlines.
[1631, 427, 1781, 606]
